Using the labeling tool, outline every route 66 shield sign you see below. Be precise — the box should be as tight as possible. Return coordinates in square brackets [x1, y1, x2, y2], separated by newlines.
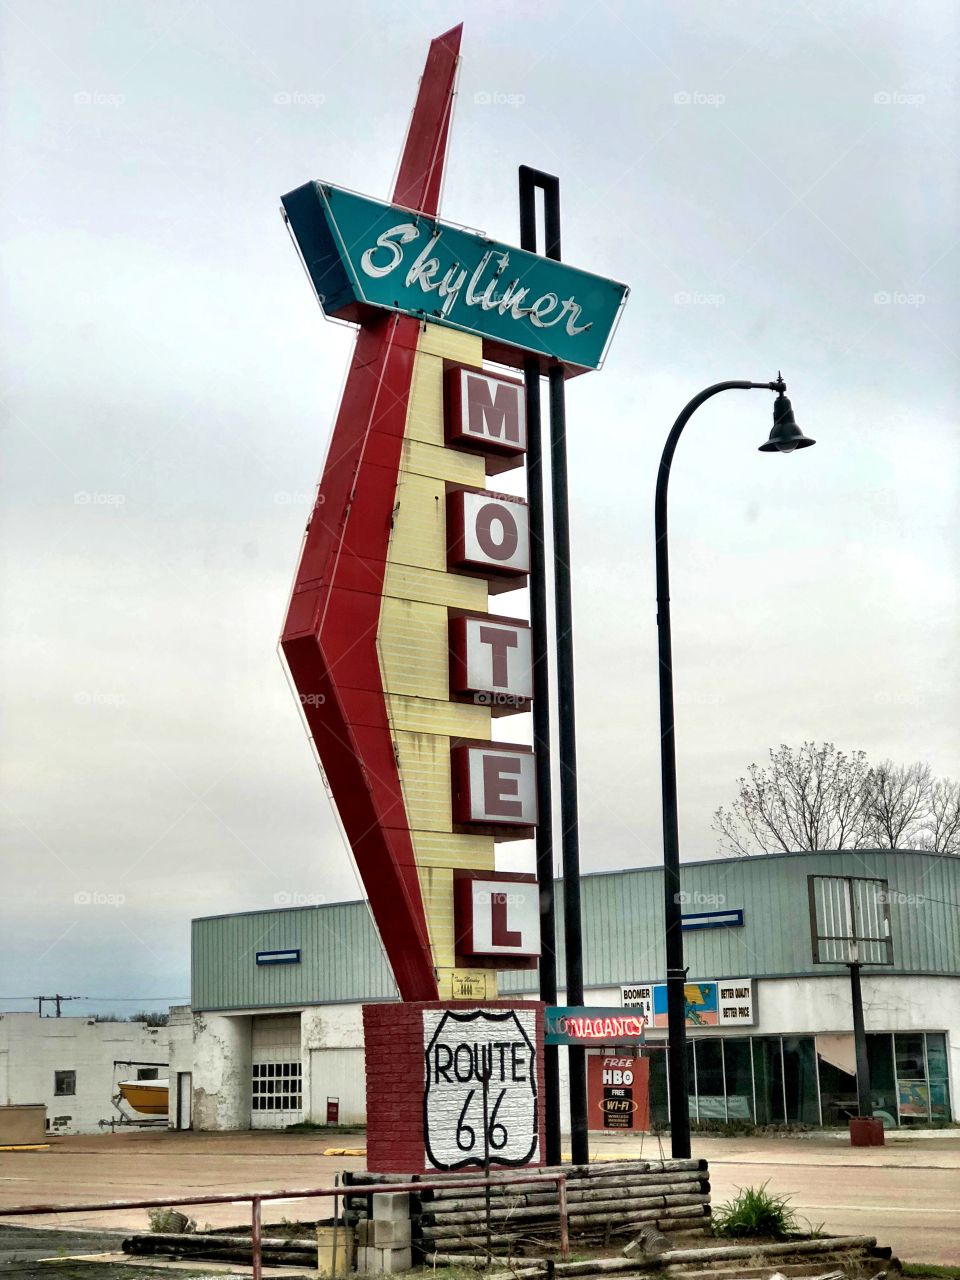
[423, 1008, 539, 1171]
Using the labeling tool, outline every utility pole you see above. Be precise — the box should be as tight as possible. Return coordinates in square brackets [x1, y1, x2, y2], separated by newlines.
[37, 995, 82, 1018]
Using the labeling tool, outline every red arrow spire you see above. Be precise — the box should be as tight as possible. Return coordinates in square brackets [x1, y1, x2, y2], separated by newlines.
[281, 28, 466, 1001]
[392, 23, 463, 215]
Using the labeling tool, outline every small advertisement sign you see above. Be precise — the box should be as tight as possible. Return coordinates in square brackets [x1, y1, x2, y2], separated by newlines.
[587, 1054, 649, 1131]
[621, 979, 755, 1028]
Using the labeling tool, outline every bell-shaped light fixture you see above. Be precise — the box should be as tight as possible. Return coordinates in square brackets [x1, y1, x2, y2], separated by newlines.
[759, 392, 815, 453]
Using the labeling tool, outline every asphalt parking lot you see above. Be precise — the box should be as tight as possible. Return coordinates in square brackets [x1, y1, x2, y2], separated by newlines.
[0, 1128, 958, 1267]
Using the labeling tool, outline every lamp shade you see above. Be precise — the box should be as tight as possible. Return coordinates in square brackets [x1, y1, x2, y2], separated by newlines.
[759, 393, 815, 453]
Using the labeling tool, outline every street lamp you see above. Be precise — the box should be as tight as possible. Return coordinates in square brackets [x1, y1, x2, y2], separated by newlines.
[656, 375, 814, 1160]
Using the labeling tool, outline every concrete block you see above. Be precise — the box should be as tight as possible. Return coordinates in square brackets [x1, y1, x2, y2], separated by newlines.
[369, 1218, 411, 1248]
[357, 1245, 412, 1274]
[316, 1225, 353, 1276]
[372, 1192, 410, 1222]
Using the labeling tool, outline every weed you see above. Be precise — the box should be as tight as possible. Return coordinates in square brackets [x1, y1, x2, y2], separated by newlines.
[712, 1182, 799, 1240]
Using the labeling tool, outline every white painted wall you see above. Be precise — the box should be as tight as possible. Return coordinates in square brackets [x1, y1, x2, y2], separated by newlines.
[166, 1004, 197, 1130]
[0, 1012, 169, 1134]
[191, 1012, 252, 1131]
[302, 1005, 366, 1125]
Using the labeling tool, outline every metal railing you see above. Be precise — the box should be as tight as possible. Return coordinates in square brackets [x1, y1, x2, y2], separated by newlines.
[0, 1171, 570, 1279]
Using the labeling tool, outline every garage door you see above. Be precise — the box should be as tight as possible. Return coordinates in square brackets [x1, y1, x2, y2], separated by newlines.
[251, 1014, 302, 1129]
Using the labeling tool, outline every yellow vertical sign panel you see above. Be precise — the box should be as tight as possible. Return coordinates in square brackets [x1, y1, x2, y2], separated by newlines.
[378, 323, 500, 1001]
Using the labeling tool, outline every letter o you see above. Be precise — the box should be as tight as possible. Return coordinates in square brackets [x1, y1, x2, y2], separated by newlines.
[476, 503, 518, 561]
[453, 1043, 475, 1082]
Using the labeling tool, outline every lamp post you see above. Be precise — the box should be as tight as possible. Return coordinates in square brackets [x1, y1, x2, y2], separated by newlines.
[656, 375, 814, 1159]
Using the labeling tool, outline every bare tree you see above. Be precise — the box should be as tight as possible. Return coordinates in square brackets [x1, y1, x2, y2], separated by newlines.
[713, 742, 873, 856]
[714, 743, 960, 856]
[921, 778, 960, 855]
[864, 760, 931, 848]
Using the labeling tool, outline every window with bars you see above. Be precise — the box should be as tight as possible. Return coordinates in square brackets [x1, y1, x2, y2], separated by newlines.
[251, 1061, 302, 1111]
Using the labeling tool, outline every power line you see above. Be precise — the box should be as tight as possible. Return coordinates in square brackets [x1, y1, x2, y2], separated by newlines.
[1, 995, 188, 1002]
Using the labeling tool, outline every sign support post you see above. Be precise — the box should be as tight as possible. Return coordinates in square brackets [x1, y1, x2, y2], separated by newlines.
[519, 167, 561, 1167]
[849, 962, 873, 1117]
[519, 165, 589, 1166]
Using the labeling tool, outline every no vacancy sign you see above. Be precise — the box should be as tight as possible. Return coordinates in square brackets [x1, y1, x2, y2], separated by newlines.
[423, 1008, 539, 1170]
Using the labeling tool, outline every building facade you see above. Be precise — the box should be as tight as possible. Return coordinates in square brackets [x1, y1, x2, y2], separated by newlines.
[182, 850, 959, 1133]
[0, 1013, 170, 1134]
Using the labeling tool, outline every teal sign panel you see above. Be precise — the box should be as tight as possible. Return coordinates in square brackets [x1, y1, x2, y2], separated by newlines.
[281, 182, 628, 371]
[544, 1006, 646, 1046]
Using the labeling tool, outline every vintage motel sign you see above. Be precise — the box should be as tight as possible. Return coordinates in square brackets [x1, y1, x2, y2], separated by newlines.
[282, 184, 627, 374]
[279, 24, 626, 1006]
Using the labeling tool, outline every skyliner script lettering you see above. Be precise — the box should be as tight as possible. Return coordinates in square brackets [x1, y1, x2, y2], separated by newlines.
[360, 223, 593, 336]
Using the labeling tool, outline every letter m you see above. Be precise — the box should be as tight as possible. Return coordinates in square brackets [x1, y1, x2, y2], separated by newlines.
[467, 375, 523, 447]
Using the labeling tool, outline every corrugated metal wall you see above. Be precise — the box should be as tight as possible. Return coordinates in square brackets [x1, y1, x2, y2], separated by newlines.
[192, 850, 960, 1010]
[191, 901, 397, 1011]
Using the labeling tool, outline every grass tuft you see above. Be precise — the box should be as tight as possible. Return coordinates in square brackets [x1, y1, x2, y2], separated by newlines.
[712, 1181, 799, 1240]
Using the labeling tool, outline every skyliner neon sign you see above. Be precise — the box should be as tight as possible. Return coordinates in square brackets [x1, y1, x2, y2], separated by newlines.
[281, 182, 629, 372]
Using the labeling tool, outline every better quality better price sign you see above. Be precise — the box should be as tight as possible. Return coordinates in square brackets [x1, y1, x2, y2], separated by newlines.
[423, 1008, 538, 1171]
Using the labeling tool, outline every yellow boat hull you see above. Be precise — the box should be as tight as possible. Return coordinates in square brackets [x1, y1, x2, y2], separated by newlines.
[118, 1081, 168, 1116]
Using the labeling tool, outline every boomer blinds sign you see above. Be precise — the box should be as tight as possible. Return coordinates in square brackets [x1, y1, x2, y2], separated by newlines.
[423, 1008, 538, 1170]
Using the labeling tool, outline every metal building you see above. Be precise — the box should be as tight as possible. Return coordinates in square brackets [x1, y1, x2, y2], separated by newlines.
[173, 849, 959, 1132]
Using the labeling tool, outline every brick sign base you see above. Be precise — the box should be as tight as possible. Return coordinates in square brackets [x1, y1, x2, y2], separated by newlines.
[363, 1000, 546, 1173]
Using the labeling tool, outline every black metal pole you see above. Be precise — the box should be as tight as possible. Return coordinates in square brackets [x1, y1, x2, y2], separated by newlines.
[522, 165, 589, 1165]
[656, 379, 781, 1160]
[519, 166, 561, 1167]
[548, 360, 588, 1166]
[849, 963, 873, 1118]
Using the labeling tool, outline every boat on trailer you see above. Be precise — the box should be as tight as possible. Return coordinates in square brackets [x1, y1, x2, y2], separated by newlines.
[117, 1078, 169, 1117]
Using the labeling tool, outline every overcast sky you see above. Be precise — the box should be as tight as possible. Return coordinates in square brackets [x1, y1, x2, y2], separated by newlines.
[2, 0, 957, 1015]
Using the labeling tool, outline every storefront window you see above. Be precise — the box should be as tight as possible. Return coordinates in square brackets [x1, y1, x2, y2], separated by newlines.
[694, 1040, 725, 1122]
[723, 1038, 754, 1122]
[752, 1037, 784, 1125]
[782, 1036, 819, 1124]
[866, 1033, 897, 1122]
[895, 1033, 929, 1124]
[925, 1033, 951, 1122]
[643, 1030, 950, 1133]
[686, 1041, 696, 1120]
[647, 1048, 668, 1129]
[817, 1043, 858, 1126]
